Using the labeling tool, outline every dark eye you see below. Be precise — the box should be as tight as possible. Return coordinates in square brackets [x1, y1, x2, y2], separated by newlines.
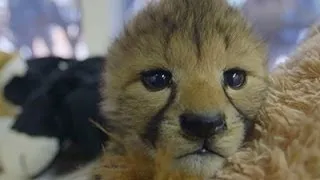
[223, 68, 247, 89]
[141, 69, 172, 91]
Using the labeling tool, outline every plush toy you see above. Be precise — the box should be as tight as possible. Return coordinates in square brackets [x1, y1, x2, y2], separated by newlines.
[0, 56, 108, 179]
[92, 24, 320, 180]
[0, 51, 26, 117]
[3, 56, 77, 106]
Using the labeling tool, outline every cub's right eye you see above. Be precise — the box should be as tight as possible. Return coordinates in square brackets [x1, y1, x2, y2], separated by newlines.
[140, 69, 172, 91]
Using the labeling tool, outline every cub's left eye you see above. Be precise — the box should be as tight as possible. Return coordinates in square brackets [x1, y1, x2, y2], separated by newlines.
[140, 69, 172, 91]
[223, 68, 247, 89]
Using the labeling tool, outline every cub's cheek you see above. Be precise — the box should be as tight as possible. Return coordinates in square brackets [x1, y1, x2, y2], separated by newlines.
[121, 83, 171, 111]
[118, 83, 172, 129]
[158, 121, 197, 155]
[224, 77, 267, 117]
[212, 127, 244, 155]
[215, 122, 245, 155]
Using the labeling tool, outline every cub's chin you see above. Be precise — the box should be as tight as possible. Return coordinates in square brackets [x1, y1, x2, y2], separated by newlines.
[173, 153, 225, 177]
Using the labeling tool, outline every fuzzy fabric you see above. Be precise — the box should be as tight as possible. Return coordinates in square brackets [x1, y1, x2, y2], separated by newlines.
[305, 24, 320, 40]
[214, 31, 320, 180]
[0, 51, 20, 117]
[93, 32, 320, 180]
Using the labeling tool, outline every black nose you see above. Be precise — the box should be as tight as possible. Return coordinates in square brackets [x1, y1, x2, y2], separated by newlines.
[179, 113, 227, 138]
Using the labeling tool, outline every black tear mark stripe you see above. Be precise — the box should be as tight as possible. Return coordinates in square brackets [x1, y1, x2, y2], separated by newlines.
[193, 22, 202, 59]
[221, 85, 254, 141]
[163, 16, 177, 63]
[142, 83, 177, 147]
[191, 0, 202, 60]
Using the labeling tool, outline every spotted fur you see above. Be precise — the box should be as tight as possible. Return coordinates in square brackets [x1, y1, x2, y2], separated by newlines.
[99, 0, 268, 178]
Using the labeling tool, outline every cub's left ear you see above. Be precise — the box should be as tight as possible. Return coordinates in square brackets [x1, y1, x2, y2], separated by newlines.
[226, 0, 247, 9]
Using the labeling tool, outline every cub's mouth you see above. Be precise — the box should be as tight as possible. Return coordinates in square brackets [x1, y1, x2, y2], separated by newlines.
[177, 140, 225, 159]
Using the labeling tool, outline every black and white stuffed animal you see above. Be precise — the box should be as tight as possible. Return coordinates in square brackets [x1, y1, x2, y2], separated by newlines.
[0, 56, 108, 179]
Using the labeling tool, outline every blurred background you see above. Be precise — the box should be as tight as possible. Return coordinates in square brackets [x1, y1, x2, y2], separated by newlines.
[0, 0, 319, 70]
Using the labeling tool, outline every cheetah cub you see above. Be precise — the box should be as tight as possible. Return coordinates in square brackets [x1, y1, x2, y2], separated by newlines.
[100, 0, 267, 177]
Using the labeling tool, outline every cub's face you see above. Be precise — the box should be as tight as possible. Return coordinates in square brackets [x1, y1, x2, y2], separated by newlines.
[101, 0, 267, 178]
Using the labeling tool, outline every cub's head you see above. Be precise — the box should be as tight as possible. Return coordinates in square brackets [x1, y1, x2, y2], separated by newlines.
[101, 0, 267, 177]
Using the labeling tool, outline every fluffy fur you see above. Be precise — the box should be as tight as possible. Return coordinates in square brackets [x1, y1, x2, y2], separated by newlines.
[213, 28, 320, 180]
[93, 26, 320, 180]
[306, 23, 320, 39]
[98, 0, 267, 178]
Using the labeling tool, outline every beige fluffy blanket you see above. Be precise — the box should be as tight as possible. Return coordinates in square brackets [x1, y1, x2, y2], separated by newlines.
[93, 32, 320, 180]
[214, 31, 320, 180]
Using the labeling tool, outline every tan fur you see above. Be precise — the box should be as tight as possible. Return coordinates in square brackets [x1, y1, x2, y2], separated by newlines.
[94, 30, 320, 180]
[0, 51, 19, 117]
[96, 0, 268, 178]
[305, 23, 320, 41]
[213, 29, 320, 180]
[0, 52, 14, 69]
[93, 136, 202, 180]
[0, 96, 16, 117]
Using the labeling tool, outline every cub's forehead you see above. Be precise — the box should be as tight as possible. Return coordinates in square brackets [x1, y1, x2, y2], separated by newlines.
[107, 0, 265, 73]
